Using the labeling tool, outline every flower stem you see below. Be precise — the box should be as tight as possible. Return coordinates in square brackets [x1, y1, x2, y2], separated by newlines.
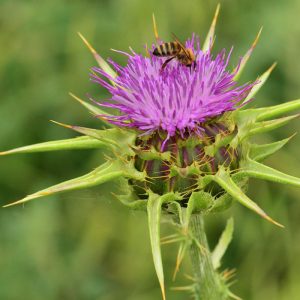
[189, 214, 227, 300]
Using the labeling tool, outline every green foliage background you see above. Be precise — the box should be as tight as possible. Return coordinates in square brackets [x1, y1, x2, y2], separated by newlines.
[0, 0, 299, 299]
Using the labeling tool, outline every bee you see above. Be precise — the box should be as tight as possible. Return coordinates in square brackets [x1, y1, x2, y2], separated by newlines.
[153, 34, 196, 71]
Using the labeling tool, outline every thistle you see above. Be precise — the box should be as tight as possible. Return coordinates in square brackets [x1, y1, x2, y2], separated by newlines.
[1, 5, 300, 300]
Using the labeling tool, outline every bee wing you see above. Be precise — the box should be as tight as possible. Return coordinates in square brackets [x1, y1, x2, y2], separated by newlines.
[171, 32, 190, 57]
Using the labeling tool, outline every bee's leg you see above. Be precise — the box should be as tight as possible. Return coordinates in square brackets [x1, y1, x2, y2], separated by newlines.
[187, 61, 197, 73]
[193, 61, 197, 70]
[161, 56, 176, 72]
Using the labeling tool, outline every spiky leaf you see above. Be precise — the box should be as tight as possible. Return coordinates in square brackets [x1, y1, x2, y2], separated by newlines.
[249, 114, 299, 135]
[249, 135, 295, 162]
[210, 166, 283, 227]
[78, 32, 117, 82]
[3, 160, 125, 207]
[51, 122, 136, 155]
[256, 98, 300, 121]
[243, 63, 277, 104]
[147, 192, 179, 300]
[233, 28, 262, 81]
[147, 192, 166, 300]
[240, 158, 300, 187]
[69, 92, 113, 119]
[0, 136, 108, 156]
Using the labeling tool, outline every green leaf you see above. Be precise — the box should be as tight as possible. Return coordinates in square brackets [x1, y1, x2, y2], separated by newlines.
[234, 99, 300, 126]
[243, 63, 277, 104]
[256, 98, 300, 121]
[249, 114, 299, 135]
[51, 121, 136, 155]
[147, 193, 166, 300]
[249, 134, 296, 162]
[212, 218, 234, 269]
[240, 158, 300, 187]
[147, 192, 178, 300]
[0, 136, 108, 156]
[231, 110, 297, 147]
[3, 160, 125, 207]
[210, 166, 283, 227]
[202, 4, 220, 52]
[233, 28, 262, 81]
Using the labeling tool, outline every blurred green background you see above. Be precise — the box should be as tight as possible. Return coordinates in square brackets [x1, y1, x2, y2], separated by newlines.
[0, 0, 300, 299]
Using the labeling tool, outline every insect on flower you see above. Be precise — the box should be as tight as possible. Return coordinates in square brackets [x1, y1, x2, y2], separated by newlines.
[153, 33, 196, 71]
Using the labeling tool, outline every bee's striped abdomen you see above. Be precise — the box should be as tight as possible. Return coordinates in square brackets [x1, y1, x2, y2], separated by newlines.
[153, 42, 180, 57]
[169, 42, 181, 55]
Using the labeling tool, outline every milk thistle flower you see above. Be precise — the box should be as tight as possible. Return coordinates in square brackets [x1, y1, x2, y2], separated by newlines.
[1, 5, 300, 300]
[91, 39, 253, 138]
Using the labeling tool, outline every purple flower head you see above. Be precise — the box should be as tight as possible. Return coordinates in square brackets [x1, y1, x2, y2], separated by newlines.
[91, 35, 254, 138]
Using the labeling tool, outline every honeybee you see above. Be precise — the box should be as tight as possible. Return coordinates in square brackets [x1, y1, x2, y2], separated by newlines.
[153, 34, 196, 70]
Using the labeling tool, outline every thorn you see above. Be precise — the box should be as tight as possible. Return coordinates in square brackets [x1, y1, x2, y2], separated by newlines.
[152, 13, 160, 43]
[3, 196, 33, 208]
[161, 284, 166, 300]
[78, 32, 118, 83]
[263, 214, 284, 228]
[50, 120, 72, 129]
[251, 27, 263, 50]
[78, 32, 97, 55]
[161, 234, 178, 241]
[69, 92, 84, 104]
[183, 273, 197, 281]
[3, 202, 16, 208]
[233, 27, 263, 78]
[228, 291, 243, 300]
[267, 61, 277, 73]
[173, 244, 185, 281]
[170, 285, 193, 291]
[211, 3, 221, 32]
[222, 268, 237, 281]
[203, 4, 221, 52]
